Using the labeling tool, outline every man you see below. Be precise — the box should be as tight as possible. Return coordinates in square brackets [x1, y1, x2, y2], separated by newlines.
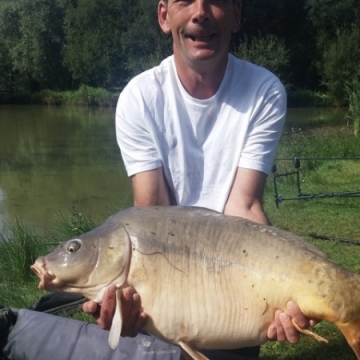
[84, 0, 314, 357]
[2, 1, 314, 359]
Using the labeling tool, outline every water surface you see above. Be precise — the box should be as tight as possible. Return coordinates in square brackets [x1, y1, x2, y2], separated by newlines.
[0, 105, 132, 233]
[0, 105, 347, 233]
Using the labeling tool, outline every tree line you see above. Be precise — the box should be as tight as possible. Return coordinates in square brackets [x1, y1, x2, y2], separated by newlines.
[0, 0, 359, 105]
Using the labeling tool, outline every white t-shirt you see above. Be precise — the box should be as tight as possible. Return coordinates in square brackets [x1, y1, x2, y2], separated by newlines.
[116, 54, 286, 212]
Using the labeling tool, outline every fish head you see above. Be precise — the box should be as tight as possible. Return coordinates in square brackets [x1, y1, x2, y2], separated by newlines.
[31, 222, 132, 300]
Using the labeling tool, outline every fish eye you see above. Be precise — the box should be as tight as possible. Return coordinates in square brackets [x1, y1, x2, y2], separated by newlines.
[67, 239, 81, 253]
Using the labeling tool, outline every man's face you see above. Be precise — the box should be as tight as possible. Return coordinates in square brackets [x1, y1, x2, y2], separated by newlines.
[158, 0, 241, 68]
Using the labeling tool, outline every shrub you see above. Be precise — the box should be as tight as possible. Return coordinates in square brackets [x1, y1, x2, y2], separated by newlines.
[31, 85, 118, 107]
[320, 26, 360, 106]
[287, 89, 333, 108]
[345, 71, 360, 136]
[233, 34, 290, 86]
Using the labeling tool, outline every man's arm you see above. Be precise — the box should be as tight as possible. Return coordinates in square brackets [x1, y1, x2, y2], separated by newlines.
[131, 168, 171, 206]
[224, 167, 269, 224]
[224, 167, 315, 343]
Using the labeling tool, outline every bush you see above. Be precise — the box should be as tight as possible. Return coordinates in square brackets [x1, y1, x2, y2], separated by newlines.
[32, 85, 118, 107]
[321, 26, 360, 106]
[233, 34, 290, 86]
[345, 71, 360, 136]
[287, 88, 333, 108]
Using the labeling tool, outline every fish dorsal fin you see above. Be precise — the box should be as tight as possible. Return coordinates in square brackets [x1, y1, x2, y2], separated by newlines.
[108, 287, 122, 349]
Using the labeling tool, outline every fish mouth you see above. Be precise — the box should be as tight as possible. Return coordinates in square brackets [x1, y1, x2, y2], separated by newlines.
[30, 259, 56, 290]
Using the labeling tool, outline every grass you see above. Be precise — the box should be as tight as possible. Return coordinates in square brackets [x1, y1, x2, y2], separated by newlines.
[259, 123, 360, 359]
[0, 221, 46, 307]
[0, 210, 99, 308]
[1, 121, 360, 358]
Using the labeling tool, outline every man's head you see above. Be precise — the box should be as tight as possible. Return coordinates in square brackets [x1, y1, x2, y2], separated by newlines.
[157, 0, 241, 70]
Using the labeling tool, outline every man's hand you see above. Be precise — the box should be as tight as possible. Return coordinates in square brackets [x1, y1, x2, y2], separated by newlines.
[267, 301, 317, 343]
[82, 285, 147, 337]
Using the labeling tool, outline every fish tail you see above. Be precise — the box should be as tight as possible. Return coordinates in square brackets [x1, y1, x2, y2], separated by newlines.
[337, 319, 360, 360]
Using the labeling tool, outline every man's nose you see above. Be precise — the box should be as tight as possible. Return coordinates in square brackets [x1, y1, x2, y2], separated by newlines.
[192, 0, 210, 23]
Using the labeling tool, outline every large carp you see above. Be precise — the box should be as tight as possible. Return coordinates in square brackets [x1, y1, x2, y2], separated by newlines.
[31, 206, 360, 360]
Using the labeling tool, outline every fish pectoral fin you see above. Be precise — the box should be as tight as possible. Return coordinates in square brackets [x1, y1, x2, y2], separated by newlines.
[337, 319, 360, 360]
[178, 341, 210, 360]
[108, 288, 123, 349]
[291, 319, 328, 343]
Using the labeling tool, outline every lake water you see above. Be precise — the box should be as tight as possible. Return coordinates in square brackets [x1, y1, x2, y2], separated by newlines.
[0, 105, 347, 233]
[0, 105, 132, 233]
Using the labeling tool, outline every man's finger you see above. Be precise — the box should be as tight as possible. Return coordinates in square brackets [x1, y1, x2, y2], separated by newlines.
[274, 310, 286, 342]
[121, 287, 136, 312]
[121, 289, 142, 337]
[97, 285, 118, 329]
[286, 301, 308, 329]
[82, 300, 99, 317]
[279, 312, 299, 344]
[267, 323, 277, 340]
[134, 312, 148, 334]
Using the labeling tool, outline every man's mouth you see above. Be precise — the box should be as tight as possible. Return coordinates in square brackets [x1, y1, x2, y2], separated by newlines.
[187, 34, 215, 42]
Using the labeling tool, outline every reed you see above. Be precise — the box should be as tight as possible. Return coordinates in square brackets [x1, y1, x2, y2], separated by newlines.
[0, 221, 46, 306]
[0, 221, 45, 285]
[345, 74, 360, 136]
[50, 208, 99, 243]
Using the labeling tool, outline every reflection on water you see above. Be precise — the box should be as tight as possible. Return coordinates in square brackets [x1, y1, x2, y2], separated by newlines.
[0, 187, 5, 202]
[285, 107, 347, 130]
[0, 105, 132, 233]
[0, 105, 347, 233]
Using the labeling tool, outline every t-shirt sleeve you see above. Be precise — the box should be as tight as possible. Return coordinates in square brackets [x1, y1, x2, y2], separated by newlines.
[238, 78, 286, 174]
[115, 85, 162, 177]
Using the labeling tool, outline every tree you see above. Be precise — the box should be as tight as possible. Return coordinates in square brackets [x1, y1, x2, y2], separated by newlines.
[233, 35, 290, 86]
[306, 0, 360, 42]
[321, 26, 360, 104]
[306, 0, 360, 100]
[63, 0, 130, 88]
[120, 0, 171, 79]
[239, 0, 318, 89]
[0, 0, 70, 93]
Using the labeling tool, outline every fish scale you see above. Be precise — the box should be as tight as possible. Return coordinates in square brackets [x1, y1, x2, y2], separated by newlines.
[31, 206, 360, 360]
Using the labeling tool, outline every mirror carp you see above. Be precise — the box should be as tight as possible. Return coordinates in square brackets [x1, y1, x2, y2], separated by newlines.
[31, 206, 360, 360]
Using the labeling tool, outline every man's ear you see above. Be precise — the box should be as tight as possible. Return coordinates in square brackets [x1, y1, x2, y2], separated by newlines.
[232, 0, 242, 33]
[158, 1, 171, 34]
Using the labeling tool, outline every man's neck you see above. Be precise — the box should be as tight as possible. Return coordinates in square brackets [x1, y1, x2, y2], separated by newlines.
[174, 55, 229, 100]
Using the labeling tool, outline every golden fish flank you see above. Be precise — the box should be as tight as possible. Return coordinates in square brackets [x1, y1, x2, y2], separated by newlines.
[31, 206, 360, 360]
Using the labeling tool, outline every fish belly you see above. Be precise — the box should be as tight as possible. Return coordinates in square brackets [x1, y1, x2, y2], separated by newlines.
[127, 245, 323, 349]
